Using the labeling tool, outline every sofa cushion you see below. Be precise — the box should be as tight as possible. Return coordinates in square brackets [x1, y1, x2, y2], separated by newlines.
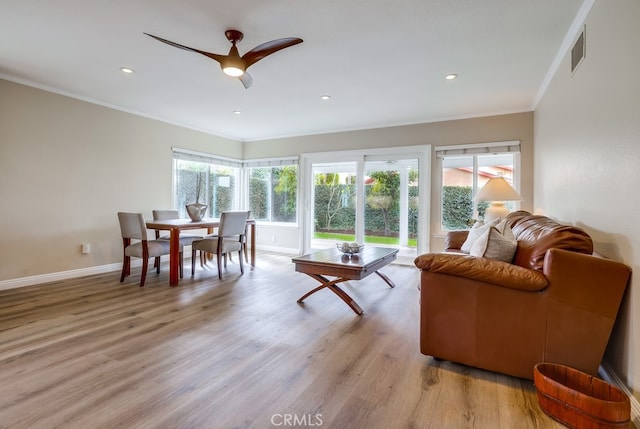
[505, 211, 593, 271]
[470, 222, 517, 262]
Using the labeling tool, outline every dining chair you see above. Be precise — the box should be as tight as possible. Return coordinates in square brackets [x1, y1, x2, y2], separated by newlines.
[227, 211, 250, 264]
[152, 209, 204, 243]
[152, 209, 204, 270]
[191, 210, 250, 279]
[117, 212, 183, 286]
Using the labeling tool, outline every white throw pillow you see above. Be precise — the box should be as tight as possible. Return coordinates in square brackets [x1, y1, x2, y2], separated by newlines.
[460, 218, 499, 254]
[470, 223, 517, 262]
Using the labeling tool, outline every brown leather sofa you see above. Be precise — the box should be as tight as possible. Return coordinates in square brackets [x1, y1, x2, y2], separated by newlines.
[415, 211, 631, 379]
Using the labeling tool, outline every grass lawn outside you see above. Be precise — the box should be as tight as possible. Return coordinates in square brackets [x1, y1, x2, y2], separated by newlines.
[314, 232, 417, 248]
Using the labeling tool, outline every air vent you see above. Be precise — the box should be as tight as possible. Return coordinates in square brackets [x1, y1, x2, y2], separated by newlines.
[571, 26, 586, 74]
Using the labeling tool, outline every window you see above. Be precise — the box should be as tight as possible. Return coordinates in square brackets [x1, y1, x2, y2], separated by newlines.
[437, 141, 520, 230]
[173, 149, 241, 218]
[247, 165, 297, 223]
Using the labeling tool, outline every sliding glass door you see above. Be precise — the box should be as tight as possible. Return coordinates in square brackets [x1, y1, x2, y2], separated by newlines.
[311, 162, 357, 246]
[302, 146, 430, 261]
[364, 158, 419, 249]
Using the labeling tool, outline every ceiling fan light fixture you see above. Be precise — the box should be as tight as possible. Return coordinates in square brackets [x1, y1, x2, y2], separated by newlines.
[221, 53, 245, 77]
[222, 66, 245, 77]
[144, 30, 302, 88]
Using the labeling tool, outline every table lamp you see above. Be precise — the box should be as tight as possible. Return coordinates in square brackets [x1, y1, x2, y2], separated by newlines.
[474, 176, 523, 222]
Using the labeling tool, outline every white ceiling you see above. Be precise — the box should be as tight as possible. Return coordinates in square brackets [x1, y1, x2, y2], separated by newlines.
[0, 0, 585, 142]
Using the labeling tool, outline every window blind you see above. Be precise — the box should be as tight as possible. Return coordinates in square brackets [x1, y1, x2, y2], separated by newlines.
[435, 141, 520, 158]
[172, 147, 243, 168]
[243, 156, 299, 168]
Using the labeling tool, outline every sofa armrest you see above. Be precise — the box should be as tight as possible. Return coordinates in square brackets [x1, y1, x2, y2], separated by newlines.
[444, 230, 469, 251]
[543, 248, 631, 315]
[414, 253, 548, 292]
[541, 248, 631, 375]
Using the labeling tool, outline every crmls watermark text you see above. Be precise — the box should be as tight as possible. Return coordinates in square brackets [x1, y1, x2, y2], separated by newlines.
[271, 413, 323, 426]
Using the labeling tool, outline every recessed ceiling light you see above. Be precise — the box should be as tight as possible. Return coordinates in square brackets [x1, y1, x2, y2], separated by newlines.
[120, 67, 135, 74]
[445, 73, 457, 80]
[233, 110, 242, 115]
[320, 95, 331, 100]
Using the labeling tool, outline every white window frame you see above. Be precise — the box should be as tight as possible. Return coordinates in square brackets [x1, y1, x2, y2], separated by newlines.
[173, 148, 301, 226]
[300, 145, 431, 256]
[242, 156, 299, 226]
[435, 141, 521, 233]
[172, 147, 243, 216]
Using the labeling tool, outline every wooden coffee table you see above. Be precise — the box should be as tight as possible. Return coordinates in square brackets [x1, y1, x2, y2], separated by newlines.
[292, 246, 398, 315]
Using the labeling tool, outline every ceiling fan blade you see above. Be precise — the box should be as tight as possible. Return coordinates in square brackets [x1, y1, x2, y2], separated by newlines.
[242, 37, 303, 68]
[144, 33, 226, 64]
[238, 72, 253, 89]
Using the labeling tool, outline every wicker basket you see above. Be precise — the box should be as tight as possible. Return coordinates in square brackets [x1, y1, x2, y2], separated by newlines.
[533, 363, 630, 429]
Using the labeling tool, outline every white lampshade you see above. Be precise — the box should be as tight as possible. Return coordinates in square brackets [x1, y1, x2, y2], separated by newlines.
[474, 177, 523, 222]
[475, 177, 523, 201]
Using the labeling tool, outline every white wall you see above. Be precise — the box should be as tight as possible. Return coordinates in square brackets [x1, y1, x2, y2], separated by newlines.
[534, 0, 640, 404]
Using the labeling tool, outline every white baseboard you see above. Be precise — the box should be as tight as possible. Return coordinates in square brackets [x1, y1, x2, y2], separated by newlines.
[256, 244, 299, 254]
[599, 361, 640, 427]
[0, 263, 123, 290]
[0, 246, 406, 290]
[0, 254, 218, 291]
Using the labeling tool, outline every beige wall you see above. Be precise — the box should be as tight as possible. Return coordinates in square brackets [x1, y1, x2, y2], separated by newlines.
[0, 79, 240, 281]
[245, 113, 534, 252]
[534, 0, 639, 403]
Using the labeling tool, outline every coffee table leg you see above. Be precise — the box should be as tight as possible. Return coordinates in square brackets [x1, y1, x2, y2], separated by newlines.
[375, 270, 395, 288]
[297, 274, 364, 315]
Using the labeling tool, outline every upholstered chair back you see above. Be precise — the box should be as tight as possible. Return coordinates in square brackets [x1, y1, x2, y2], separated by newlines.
[218, 211, 250, 238]
[152, 209, 181, 221]
[117, 212, 148, 241]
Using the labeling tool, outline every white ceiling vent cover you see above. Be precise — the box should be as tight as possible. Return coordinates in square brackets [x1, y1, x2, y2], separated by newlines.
[571, 26, 586, 75]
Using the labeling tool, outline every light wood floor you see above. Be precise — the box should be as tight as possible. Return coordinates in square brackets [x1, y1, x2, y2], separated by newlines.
[0, 252, 567, 429]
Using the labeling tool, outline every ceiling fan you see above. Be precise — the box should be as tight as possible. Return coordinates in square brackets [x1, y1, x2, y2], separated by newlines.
[144, 30, 303, 88]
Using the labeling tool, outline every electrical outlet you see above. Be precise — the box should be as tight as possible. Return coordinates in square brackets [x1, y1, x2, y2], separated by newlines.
[81, 243, 91, 254]
[271, 236, 276, 243]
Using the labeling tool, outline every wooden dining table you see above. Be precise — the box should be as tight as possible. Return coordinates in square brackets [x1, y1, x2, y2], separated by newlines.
[145, 218, 256, 286]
